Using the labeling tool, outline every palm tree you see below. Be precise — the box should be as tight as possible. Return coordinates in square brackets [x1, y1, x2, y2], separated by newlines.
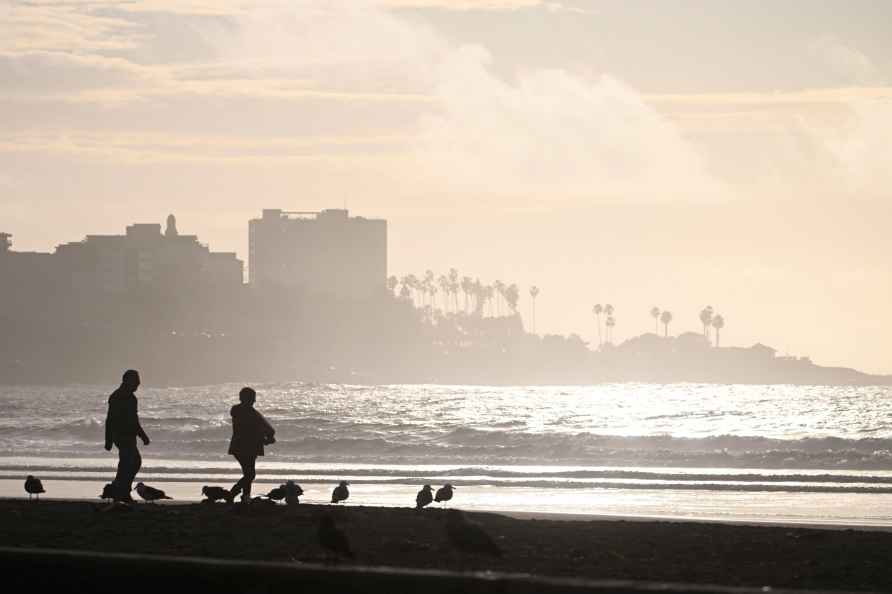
[712, 314, 725, 347]
[592, 304, 603, 347]
[650, 306, 660, 334]
[461, 276, 473, 313]
[494, 280, 505, 316]
[404, 274, 419, 307]
[438, 275, 450, 312]
[605, 315, 616, 344]
[660, 310, 673, 337]
[504, 283, 520, 314]
[529, 286, 540, 333]
[448, 268, 460, 312]
[699, 306, 714, 341]
[604, 305, 615, 343]
[483, 285, 495, 317]
[386, 275, 398, 297]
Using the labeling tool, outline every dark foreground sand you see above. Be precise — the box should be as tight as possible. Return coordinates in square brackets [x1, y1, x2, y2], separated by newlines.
[2, 500, 891, 591]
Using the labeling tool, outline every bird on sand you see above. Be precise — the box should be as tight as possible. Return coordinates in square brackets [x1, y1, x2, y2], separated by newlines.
[331, 480, 350, 504]
[283, 480, 303, 505]
[445, 509, 502, 557]
[100, 483, 116, 501]
[266, 485, 287, 501]
[435, 483, 455, 506]
[24, 476, 45, 501]
[317, 514, 354, 559]
[135, 482, 172, 503]
[415, 484, 433, 509]
[201, 485, 233, 503]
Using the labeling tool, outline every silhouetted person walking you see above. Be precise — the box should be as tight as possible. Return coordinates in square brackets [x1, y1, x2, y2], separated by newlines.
[228, 387, 275, 503]
[104, 369, 150, 502]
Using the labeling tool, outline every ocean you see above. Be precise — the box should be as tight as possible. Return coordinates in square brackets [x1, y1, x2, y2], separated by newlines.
[3, 382, 892, 525]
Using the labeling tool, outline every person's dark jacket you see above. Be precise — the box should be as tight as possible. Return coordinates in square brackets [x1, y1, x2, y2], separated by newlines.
[228, 403, 275, 457]
[105, 387, 148, 447]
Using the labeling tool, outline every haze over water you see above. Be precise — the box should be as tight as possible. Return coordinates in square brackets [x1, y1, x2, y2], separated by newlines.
[4, 382, 892, 525]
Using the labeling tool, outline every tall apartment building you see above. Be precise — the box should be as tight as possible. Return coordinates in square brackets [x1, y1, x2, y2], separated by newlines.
[248, 209, 387, 299]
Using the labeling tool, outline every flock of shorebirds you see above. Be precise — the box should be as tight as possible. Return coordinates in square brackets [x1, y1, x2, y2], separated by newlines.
[21, 475, 500, 559]
[25, 474, 455, 508]
[26, 474, 456, 508]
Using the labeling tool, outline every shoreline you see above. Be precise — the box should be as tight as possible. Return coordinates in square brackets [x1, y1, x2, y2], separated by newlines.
[3, 499, 892, 590]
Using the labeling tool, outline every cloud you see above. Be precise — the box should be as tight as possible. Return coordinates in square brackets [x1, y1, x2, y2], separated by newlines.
[809, 37, 883, 86]
[416, 47, 725, 200]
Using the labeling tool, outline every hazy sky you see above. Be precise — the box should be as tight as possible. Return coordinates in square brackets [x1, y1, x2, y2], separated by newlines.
[2, 0, 891, 372]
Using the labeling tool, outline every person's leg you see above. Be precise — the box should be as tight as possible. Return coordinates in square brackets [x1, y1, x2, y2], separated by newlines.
[231, 454, 256, 503]
[113, 437, 139, 500]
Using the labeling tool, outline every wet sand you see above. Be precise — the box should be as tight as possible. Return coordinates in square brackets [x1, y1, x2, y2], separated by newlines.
[1, 499, 891, 591]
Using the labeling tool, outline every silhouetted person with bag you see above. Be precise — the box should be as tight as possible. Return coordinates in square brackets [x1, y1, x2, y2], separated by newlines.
[104, 369, 150, 502]
[228, 387, 275, 503]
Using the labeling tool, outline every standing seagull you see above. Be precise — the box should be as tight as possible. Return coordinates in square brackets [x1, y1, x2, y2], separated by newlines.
[201, 486, 233, 503]
[283, 480, 303, 505]
[317, 514, 354, 560]
[135, 482, 172, 503]
[331, 480, 350, 504]
[445, 509, 502, 557]
[100, 483, 116, 501]
[24, 476, 45, 501]
[416, 484, 433, 510]
[435, 483, 455, 506]
[266, 485, 287, 502]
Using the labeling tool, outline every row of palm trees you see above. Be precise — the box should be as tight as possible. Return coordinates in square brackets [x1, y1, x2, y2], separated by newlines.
[593, 304, 728, 346]
[649, 306, 726, 345]
[388, 271, 524, 318]
[698, 305, 726, 347]
[591, 304, 616, 346]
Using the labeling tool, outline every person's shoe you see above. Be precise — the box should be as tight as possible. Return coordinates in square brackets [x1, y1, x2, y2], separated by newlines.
[113, 485, 135, 503]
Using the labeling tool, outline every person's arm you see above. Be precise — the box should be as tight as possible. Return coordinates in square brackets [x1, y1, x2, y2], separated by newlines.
[134, 399, 150, 445]
[257, 411, 275, 443]
[104, 400, 114, 451]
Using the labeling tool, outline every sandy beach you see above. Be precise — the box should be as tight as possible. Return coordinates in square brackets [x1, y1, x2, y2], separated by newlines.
[2, 499, 891, 591]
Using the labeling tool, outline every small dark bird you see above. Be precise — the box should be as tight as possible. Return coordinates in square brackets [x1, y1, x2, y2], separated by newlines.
[435, 483, 455, 505]
[201, 485, 233, 503]
[445, 509, 502, 557]
[24, 476, 45, 501]
[266, 485, 286, 501]
[317, 514, 354, 559]
[283, 480, 303, 505]
[135, 482, 172, 503]
[331, 480, 349, 504]
[416, 484, 433, 509]
[100, 483, 116, 501]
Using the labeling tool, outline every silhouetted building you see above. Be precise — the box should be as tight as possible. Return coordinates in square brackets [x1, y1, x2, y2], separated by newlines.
[0, 233, 59, 308]
[54, 214, 243, 293]
[249, 209, 387, 299]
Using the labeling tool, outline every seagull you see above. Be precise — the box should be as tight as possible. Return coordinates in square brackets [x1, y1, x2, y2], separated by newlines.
[415, 484, 433, 510]
[201, 486, 233, 503]
[100, 483, 116, 501]
[445, 509, 502, 557]
[331, 480, 349, 504]
[283, 480, 304, 505]
[135, 482, 172, 503]
[435, 483, 455, 506]
[266, 485, 287, 501]
[24, 476, 45, 501]
[317, 514, 354, 560]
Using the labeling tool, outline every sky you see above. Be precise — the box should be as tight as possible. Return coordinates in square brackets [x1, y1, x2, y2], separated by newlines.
[2, 0, 891, 373]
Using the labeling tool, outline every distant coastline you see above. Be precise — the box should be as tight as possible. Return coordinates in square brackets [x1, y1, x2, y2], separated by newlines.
[2, 215, 887, 388]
